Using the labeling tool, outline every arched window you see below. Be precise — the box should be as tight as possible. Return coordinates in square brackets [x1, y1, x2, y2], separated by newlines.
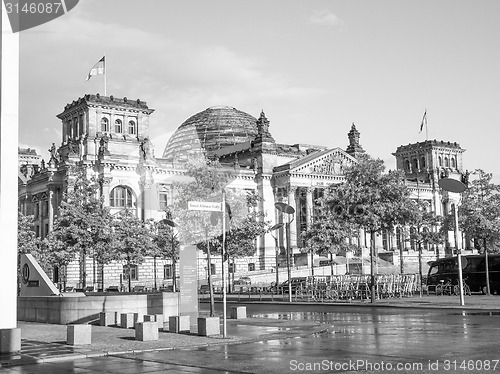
[73, 118, 78, 137]
[110, 186, 133, 207]
[404, 160, 411, 171]
[101, 118, 109, 132]
[444, 157, 449, 167]
[128, 120, 136, 135]
[451, 157, 456, 168]
[422, 227, 430, 250]
[420, 156, 426, 169]
[114, 119, 123, 133]
[438, 156, 442, 167]
[413, 159, 419, 172]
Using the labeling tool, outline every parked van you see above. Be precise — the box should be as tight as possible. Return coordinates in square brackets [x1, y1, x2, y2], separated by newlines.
[427, 254, 500, 294]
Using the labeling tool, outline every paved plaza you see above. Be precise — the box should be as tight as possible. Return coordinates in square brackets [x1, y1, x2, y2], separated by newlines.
[1, 295, 500, 373]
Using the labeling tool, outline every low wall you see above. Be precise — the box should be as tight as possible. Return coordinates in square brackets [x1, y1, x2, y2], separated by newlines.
[18, 292, 179, 325]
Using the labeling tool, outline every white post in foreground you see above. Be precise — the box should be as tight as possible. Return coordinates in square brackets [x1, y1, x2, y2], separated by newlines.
[0, 3, 21, 353]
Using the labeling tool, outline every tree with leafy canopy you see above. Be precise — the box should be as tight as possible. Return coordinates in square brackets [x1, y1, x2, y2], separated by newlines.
[169, 157, 234, 315]
[46, 165, 115, 289]
[404, 199, 444, 292]
[147, 213, 180, 291]
[112, 208, 153, 291]
[301, 204, 360, 275]
[17, 212, 45, 290]
[209, 190, 270, 290]
[458, 169, 500, 252]
[321, 155, 413, 302]
[41, 231, 77, 290]
[169, 157, 269, 309]
[18, 212, 42, 258]
[457, 169, 500, 294]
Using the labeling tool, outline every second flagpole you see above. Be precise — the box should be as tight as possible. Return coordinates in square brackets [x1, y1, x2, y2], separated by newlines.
[104, 54, 107, 96]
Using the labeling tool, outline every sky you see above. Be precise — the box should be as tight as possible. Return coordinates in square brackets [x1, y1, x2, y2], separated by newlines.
[18, 0, 500, 182]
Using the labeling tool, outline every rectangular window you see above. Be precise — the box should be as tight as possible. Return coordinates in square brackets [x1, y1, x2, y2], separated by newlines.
[123, 264, 138, 281]
[42, 200, 49, 217]
[228, 263, 235, 274]
[35, 225, 40, 237]
[248, 263, 255, 272]
[164, 264, 173, 279]
[115, 188, 125, 207]
[382, 230, 388, 251]
[210, 263, 216, 275]
[159, 192, 168, 211]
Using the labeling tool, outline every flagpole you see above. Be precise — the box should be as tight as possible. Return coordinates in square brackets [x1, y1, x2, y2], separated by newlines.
[104, 54, 107, 96]
[425, 108, 428, 140]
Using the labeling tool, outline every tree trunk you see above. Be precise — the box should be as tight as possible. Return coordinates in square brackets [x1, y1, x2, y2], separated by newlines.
[172, 257, 177, 292]
[81, 249, 87, 289]
[101, 262, 105, 292]
[399, 242, 404, 274]
[172, 232, 177, 292]
[370, 231, 376, 303]
[127, 256, 132, 292]
[206, 235, 215, 317]
[153, 255, 157, 291]
[418, 241, 423, 297]
[484, 238, 491, 295]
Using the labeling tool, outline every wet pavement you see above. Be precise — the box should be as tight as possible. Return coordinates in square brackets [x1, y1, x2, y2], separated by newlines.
[2, 296, 500, 373]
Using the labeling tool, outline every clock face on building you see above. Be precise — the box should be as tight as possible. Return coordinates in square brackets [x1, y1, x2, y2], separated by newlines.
[22, 263, 30, 284]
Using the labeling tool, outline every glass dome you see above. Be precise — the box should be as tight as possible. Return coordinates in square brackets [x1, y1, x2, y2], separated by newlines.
[162, 106, 258, 162]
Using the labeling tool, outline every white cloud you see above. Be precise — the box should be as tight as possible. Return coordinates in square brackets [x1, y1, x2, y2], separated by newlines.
[309, 10, 343, 27]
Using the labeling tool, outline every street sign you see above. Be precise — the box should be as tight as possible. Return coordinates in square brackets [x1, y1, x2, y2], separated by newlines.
[188, 201, 222, 212]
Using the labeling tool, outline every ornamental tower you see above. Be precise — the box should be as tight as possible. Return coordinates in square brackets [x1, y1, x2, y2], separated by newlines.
[346, 123, 365, 158]
[55, 94, 154, 162]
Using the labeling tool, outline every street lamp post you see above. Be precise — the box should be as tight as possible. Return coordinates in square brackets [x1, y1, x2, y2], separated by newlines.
[275, 202, 295, 302]
[270, 223, 284, 291]
[438, 177, 467, 306]
[162, 218, 177, 292]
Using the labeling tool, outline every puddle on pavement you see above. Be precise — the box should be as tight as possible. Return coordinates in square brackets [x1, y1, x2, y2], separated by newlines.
[449, 311, 500, 316]
[227, 324, 288, 337]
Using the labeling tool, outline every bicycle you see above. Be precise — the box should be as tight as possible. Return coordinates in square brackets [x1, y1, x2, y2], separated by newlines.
[453, 278, 472, 296]
[436, 279, 453, 296]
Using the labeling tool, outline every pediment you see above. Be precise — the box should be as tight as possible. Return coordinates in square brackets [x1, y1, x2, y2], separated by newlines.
[289, 148, 357, 176]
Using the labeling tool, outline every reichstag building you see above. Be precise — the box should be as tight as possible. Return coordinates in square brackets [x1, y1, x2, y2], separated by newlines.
[18, 94, 467, 290]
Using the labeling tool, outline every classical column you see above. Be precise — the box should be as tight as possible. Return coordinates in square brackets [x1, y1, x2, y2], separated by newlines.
[0, 6, 21, 352]
[306, 187, 314, 229]
[287, 186, 297, 248]
[100, 176, 112, 207]
[48, 189, 54, 231]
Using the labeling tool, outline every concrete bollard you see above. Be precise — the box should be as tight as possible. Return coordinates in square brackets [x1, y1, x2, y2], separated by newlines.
[197, 317, 220, 336]
[162, 321, 170, 332]
[154, 314, 164, 331]
[230, 306, 247, 319]
[120, 313, 135, 329]
[133, 312, 144, 324]
[67, 325, 92, 345]
[135, 322, 159, 341]
[99, 312, 117, 326]
[169, 315, 190, 333]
